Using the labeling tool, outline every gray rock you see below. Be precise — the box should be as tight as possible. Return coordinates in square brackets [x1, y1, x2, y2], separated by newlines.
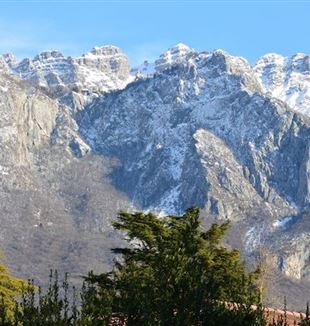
[1, 44, 310, 309]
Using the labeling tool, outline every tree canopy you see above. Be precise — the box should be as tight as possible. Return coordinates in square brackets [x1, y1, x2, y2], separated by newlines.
[85, 207, 262, 325]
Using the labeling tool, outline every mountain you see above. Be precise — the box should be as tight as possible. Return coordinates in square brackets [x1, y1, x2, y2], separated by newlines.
[0, 44, 310, 308]
[1, 46, 132, 112]
[254, 52, 310, 116]
[0, 53, 131, 285]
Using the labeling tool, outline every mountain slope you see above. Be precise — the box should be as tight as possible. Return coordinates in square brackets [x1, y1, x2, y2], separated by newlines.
[0, 44, 310, 308]
[76, 47, 310, 303]
[79, 48, 307, 216]
[0, 71, 130, 285]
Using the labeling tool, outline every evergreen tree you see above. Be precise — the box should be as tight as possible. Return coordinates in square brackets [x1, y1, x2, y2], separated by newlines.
[15, 270, 76, 326]
[85, 207, 262, 325]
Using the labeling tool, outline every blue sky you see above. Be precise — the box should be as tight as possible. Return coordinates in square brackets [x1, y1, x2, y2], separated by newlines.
[0, 0, 309, 66]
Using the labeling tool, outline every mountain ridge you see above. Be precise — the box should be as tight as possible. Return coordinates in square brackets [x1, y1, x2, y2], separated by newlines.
[0, 43, 310, 308]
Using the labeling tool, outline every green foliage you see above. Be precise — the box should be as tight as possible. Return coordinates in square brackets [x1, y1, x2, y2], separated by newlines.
[0, 251, 28, 323]
[14, 270, 80, 326]
[1, 208, 309, 326]
[11, 270, 114, 326]
[79, 271, 115, 325]
[86, 206, 262, 325]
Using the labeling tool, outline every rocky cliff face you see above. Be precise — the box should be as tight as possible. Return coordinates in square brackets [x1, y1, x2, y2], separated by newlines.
[79, 48, 310, 217]
[0, 70, 130, 285]
[0, 44, 310, 308]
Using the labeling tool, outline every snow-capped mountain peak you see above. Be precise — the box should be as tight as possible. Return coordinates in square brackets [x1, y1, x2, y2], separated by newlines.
[254, 52, 310, 115]
[3, 45, 131, 102]
[1, 44, 310, 117]
[130, 43, 196, 79]
[155, 43, 196, 72]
